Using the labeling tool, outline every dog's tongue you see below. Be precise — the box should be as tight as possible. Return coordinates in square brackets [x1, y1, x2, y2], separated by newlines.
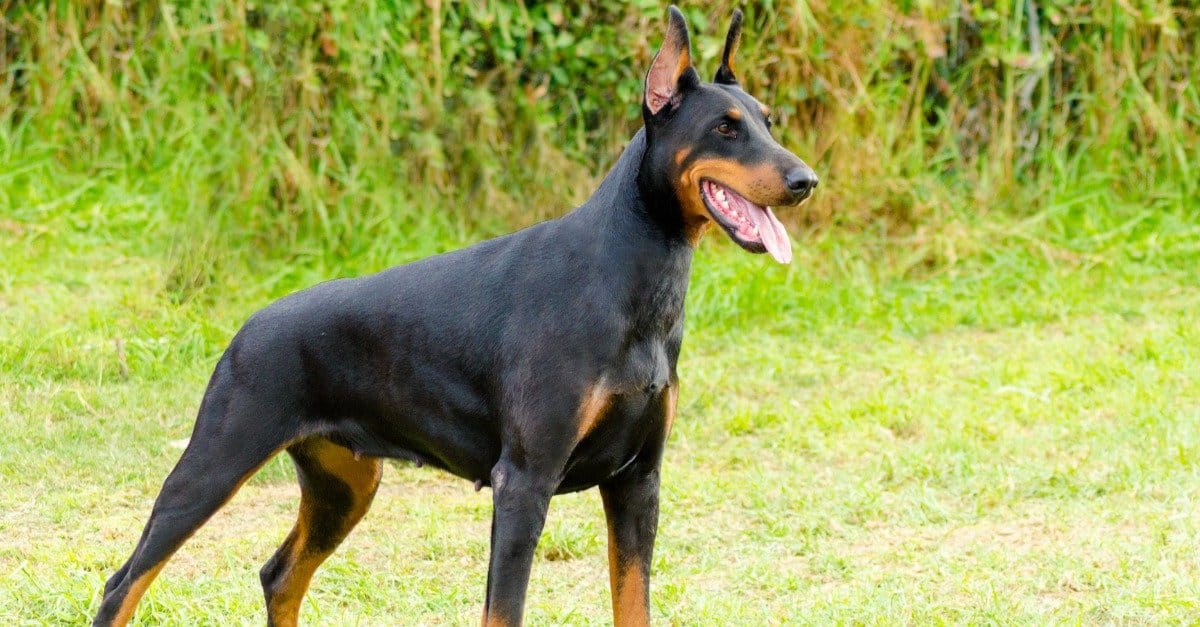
[749, 205, 792, 264]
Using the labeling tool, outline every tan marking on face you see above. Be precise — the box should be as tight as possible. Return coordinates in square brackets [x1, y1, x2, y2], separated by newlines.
[761, 104, 771, 117]
[673, 158, 790, 244]
[576, 382, 613, 442]
[726, 107, 742, 120]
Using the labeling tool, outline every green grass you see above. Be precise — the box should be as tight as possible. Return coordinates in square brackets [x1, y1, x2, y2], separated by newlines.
[2, 1, 1199, 623]
[3, 181, 1199, 623]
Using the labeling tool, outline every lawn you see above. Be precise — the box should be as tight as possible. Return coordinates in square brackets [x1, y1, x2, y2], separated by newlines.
[2, 178, 1198, 623]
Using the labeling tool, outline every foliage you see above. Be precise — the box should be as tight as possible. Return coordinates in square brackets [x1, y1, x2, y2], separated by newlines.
[2, 1, 1196, 299]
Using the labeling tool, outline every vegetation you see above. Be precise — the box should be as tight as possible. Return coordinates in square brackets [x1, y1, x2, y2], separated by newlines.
[1, 0, 1197, 623]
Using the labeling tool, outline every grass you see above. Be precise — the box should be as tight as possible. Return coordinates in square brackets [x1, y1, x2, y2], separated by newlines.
[3, 175, 1199, 623]
[2, 1, 1199, 623]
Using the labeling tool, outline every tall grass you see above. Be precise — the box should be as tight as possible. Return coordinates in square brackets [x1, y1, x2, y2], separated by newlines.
[1, 1, 1196, 297]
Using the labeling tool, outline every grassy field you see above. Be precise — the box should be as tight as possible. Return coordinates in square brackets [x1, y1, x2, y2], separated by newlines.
[3, 174, 1199, 623]
[3, 1, 1199, 624]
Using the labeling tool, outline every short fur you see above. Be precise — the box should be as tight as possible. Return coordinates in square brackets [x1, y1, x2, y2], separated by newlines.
[93, 6, 818, 626]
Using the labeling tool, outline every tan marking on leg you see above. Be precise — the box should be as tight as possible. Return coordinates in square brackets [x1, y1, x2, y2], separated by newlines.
[606, 523, 620, 612]
[576, 382, 613, 442]
[614, 565, 649, 627]
[265, 497, 314, 627]
[109, 560, 167, 627]
[107, 446, 285, 626]
[607, 526, 650, 627]
[266, 440, 382, 627]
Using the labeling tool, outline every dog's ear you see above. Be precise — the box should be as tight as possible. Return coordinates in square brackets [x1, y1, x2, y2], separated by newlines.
[713, 9, 743, 85]
[644, 5, 697, 117]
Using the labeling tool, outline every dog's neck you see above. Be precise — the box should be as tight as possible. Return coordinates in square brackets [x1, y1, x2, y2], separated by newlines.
[564, 128, 694, 334]
[576, 128, 692, 250]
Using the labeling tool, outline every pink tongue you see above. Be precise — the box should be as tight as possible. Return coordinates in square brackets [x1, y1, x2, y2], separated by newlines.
[747, 205, 792, 264]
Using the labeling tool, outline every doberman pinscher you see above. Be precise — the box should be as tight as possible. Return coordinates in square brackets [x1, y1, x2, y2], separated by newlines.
[94, 6, 818, 626]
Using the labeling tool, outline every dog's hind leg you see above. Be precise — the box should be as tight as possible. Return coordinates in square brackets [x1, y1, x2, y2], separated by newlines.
[260, 437, 382, 627]
[93, 374, 300, 627]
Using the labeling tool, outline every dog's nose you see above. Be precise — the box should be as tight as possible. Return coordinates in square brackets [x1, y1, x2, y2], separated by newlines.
[785, 167, 819, 198]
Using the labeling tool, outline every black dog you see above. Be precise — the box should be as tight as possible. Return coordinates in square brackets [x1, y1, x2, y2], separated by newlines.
[94, 7, 817, 626]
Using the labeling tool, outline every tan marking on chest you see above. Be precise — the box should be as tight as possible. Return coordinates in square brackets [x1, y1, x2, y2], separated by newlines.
[663, 385, 679, 437]
[576, 382, 614, 442]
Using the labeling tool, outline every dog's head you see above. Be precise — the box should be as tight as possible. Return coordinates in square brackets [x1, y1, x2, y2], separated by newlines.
[641, 6, 818, 264]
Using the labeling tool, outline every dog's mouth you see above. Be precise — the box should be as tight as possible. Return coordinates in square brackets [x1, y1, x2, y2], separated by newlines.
[699, 179, 792, 264]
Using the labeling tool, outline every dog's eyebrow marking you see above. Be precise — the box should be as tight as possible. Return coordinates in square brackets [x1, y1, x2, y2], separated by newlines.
[726, 108, 742, 120]
[760, 105, 771, 118]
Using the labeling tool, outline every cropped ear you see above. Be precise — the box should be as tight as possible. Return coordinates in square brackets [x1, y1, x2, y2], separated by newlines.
[713, 9, 743, 85]
[644, 5, 696, 116]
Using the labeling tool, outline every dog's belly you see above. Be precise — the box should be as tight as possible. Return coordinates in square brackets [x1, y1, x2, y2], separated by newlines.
[336, 420, 498, 482]
[316, 363, 502, 483]
[329, 408, 500, 483]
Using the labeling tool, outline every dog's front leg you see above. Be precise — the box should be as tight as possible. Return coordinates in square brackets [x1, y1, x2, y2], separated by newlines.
[480, 458, 558, 626]
[599, 463, 661, 627]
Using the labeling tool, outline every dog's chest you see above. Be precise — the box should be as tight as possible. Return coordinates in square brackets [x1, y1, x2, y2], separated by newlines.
[557, 335, 676, 492]
[611, 335, 672, 394]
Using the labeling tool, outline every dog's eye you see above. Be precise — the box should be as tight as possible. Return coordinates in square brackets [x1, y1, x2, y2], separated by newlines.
[715, 122, 737, 137]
